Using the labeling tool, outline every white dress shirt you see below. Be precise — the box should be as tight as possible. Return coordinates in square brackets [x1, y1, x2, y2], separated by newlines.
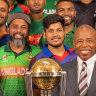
[77, 54, 96, 87]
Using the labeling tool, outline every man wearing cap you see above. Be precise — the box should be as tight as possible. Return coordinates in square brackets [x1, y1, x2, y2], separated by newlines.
[0, 12, 41, 96]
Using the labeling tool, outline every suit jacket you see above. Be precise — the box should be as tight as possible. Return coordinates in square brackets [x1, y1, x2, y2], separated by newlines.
[52, 58, 96, 96]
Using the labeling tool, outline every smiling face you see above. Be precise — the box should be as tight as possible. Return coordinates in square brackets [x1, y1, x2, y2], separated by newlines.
[8, 19, 29, 47]
[56, 1, 76, 26]
[43, 22, 65, 48]
[73, 25, 96, 61]
[0, 0, 8, 26]
[27, 0, 46, 13]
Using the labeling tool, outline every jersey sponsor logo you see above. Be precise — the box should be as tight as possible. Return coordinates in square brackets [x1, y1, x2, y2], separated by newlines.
[28, 34, 42, 45]
[0, 67, 29, 77]
[2, 55, 8, 62]
[44, 9, 56, 14]
[2, 55, 8, 60]
[25, 53, 33, 61]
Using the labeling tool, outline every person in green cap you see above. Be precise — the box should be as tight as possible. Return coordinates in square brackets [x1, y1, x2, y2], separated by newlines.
[0, 12, 41, 96]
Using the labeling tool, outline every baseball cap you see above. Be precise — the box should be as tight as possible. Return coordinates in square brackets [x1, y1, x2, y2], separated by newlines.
[7, 12, 31, 25]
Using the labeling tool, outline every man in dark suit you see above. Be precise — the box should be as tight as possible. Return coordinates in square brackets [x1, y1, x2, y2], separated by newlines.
[52, 24, 96, 96]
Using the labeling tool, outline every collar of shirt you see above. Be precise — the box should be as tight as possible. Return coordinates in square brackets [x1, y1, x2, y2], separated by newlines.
[72, 24, 77, 33]
[43, 45, 71, 57]
[0, 26, 8, 39]
[30, 13, 47, 23]
[77, 54, 96, 87]
[0, 32, 8, 40]
[65, 24, 77, 35]
[4, 42, 31, 57]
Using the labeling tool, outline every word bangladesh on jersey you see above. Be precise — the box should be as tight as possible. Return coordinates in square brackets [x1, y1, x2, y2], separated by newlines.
[0, 67, 29, 77]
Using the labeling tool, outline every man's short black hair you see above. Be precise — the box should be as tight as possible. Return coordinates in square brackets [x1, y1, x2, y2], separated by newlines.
[56, 0, 75, 8]
[43, 14, 65, 32]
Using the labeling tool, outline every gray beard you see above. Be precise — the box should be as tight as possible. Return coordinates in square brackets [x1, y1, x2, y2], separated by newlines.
[10, 38, 26, 48]
[13, 39, 25, 48]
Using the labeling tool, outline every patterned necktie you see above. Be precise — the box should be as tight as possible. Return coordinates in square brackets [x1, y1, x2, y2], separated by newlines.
[79, 62, 88, 96]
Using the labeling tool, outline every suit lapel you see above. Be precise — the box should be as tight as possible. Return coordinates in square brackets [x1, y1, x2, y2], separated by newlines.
[67, 59, 80, 96]
[87, 61, 96, 96]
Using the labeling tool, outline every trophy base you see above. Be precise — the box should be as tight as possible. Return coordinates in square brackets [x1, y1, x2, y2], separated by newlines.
[41, 90, 51, 96]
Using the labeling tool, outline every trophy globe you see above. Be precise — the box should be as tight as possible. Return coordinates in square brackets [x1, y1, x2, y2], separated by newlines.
[26, 58, 66, 96]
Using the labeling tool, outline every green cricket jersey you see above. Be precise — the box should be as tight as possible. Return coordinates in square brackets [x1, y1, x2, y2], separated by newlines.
[28, 13, 47, 46]
[23, 0, 59, 14]
[64, 25, 77, 48]
[44, 0, 59, 14]
[0, 42, 42, 96]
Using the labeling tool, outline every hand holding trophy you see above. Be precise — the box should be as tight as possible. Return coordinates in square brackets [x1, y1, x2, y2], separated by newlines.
[25, 58, 66, 96]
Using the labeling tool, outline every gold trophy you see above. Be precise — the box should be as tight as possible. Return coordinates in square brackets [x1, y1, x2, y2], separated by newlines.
[25, 58, 66, 96]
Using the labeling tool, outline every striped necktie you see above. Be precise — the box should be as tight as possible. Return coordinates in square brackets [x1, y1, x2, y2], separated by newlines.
[79, 62, 88, 96]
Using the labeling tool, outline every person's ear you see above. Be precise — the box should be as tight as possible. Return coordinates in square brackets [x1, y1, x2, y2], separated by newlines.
[43, 29, 46, 39]
[8, 13, 10, 17]
[73, 40, 75, 49]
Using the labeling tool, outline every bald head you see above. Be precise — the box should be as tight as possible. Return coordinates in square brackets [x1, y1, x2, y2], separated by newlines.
[73, 24, 96, 61]
[74, 24, 96, 41]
